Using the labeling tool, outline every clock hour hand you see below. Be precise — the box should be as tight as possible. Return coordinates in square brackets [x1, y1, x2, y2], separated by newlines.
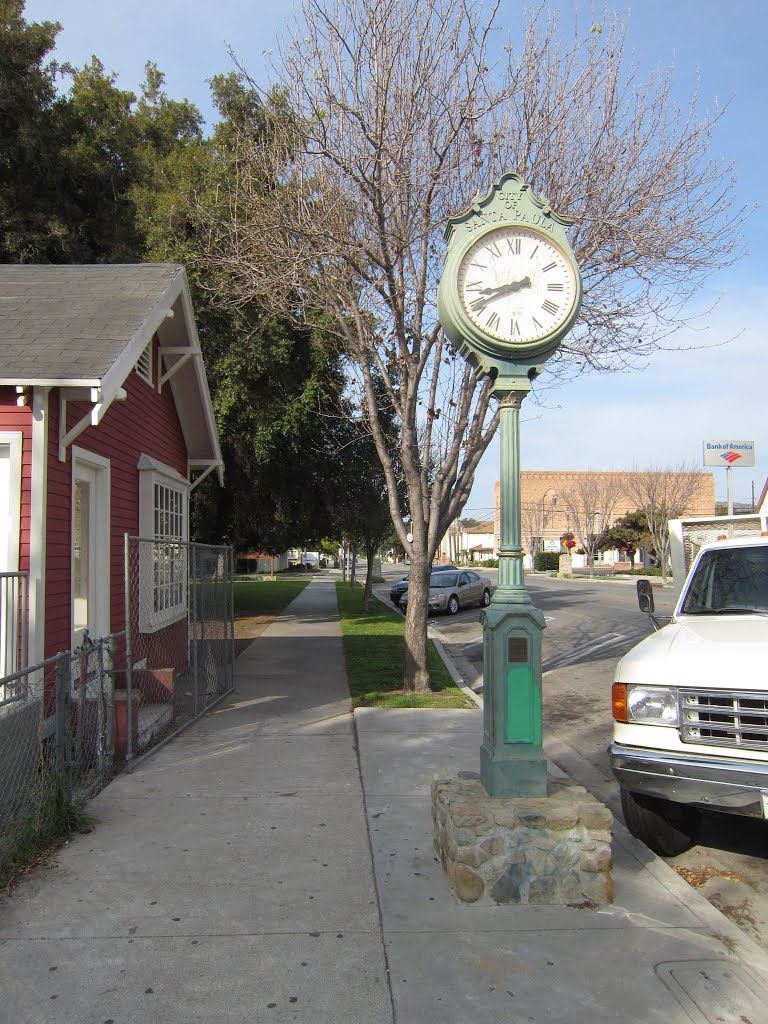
[491, 275, 532, 298]
[468, 276, 532, 313]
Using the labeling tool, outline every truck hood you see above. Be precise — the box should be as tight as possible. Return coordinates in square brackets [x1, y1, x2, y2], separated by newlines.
[616, 616, 768, 689]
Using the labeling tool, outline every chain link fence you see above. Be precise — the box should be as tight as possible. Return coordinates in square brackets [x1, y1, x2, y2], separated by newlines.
[123, 538, 234, 763]
[0, 634, 119, 881]
[0, 538, 233, 879]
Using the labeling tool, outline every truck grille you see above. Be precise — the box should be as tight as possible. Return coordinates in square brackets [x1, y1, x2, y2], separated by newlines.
[680, 689, 768, 750]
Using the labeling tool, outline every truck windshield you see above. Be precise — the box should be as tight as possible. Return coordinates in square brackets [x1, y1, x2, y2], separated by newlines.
[681, 546, 768, 615]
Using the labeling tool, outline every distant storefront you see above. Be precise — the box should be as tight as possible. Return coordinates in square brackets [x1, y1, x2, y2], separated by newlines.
[494, 470, 716, 569]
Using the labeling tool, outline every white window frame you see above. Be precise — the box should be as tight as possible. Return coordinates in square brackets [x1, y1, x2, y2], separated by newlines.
[0, 432, 22, 575]
[1, 433, 23, 684]
[138, 455, 189, 633]
[71, 447, 111, 649]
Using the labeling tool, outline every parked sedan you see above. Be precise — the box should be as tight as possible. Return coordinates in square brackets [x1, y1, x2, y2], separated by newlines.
[400, 569, 492, 615]
[389, 564, 459, 607]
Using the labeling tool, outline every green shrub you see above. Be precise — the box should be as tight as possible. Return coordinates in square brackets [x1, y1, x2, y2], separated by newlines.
[0, 780, 94, 890]
[480, 558, 499, 568]
[534, 552, 560, 572]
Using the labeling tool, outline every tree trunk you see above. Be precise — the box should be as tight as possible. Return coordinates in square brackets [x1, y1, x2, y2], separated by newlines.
[349, 543, 357, 588]
[362, 547, 375, 611]
[660, 551, 669, 585]
[402, 557, 431, 693]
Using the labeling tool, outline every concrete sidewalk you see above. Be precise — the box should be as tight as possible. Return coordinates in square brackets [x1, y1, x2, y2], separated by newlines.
[3, 574, 768, 1023]
[358, 707, 768, 1022]
[1, 575, 391, 1023]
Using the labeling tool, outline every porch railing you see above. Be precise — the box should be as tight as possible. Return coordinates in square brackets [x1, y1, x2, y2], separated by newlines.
[0, 571, 28, 700]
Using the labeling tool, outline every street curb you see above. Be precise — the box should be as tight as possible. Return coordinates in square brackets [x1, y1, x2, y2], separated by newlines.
[371, 581, 482, 708]
[528, 572, 674, 589]
[611, 812, 768, 972]
[429, 635, 483, 707]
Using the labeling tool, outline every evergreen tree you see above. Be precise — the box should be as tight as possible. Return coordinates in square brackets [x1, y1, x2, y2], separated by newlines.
[1, 5, 350, 551]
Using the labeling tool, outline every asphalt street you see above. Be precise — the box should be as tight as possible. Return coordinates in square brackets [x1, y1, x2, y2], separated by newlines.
[377, 564, 768, 954]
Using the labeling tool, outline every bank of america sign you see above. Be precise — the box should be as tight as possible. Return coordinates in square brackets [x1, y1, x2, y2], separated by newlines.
[702, 440, 756, 468]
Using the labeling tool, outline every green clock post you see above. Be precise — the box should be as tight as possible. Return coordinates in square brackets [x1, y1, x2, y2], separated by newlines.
[437, 173, 583, 797]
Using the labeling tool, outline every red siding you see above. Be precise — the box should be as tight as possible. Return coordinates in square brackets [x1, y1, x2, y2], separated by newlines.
[0, 387, 33, 572]
[44, 350, 188, 660]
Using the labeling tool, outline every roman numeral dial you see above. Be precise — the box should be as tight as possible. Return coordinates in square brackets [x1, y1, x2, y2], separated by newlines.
[456, 225, 578, 346]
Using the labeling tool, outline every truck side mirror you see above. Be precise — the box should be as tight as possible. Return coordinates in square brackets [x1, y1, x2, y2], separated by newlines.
[637, 579, 655, 615]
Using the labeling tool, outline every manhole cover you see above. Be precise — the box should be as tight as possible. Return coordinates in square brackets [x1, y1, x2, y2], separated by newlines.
[656, 960, 768, 1023]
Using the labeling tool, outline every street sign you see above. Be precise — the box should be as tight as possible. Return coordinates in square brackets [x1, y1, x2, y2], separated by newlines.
[702, 440, 756, 468]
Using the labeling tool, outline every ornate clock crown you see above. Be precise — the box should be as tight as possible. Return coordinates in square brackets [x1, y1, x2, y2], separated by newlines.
[443, 172, 574, 248]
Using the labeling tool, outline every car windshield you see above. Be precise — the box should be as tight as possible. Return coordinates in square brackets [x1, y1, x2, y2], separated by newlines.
[430, 572, 459, 588]
[681, 546, 768, 615]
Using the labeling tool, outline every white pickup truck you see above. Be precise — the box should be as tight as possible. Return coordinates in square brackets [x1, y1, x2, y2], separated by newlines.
[610, 514, 768, 855]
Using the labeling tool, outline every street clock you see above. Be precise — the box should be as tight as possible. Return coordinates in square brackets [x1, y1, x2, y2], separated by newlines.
[437, 173, 583, 381]
[437, 173, 584, 799]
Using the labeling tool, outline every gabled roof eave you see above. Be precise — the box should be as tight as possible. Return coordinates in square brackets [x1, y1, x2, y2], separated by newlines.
[93, 268, 185, 424]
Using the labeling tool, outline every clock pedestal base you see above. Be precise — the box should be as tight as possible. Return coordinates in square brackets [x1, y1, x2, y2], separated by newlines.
[480, 600, 548, 797]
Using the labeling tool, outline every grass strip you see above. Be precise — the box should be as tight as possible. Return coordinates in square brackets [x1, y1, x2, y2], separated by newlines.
[234, 577, 311, 616]
[335, 582, 474, 709]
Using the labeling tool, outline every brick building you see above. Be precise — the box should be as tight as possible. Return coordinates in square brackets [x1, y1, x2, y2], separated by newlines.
[493, 470, 716, 568]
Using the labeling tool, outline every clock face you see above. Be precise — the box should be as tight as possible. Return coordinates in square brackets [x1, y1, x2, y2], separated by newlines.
[456, 226, 578, 345]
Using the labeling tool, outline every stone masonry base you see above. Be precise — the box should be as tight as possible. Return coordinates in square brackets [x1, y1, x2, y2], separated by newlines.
[432, 772, 613, 906]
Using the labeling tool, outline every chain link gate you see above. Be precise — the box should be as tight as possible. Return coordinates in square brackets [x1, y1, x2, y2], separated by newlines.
[123, 537, 234, 763]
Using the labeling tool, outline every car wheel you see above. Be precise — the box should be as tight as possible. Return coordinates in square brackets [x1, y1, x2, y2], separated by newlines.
[447, 594, 460, 615]
[620, 788, 700, 857]
[480, 588, 491, 607]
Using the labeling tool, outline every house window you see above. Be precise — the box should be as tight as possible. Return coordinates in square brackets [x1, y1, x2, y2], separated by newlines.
[154, 481, 184, 544]
[135, 341, 153, 385]
[152, 480, 186, 617]
[138, 456, 188, 632]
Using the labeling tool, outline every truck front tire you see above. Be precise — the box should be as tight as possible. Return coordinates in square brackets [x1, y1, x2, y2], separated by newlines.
[620, 787, 700, 857]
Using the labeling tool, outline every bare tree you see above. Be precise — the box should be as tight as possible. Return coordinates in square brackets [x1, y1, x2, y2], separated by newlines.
[623, 465, 708, 581]
[199, 0, 744, 691]
[521, 499, 550, 567]
[559, 473, 625, 575]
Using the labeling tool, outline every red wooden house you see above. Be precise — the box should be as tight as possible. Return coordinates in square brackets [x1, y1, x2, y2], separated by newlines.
[0, 264, 223, 678]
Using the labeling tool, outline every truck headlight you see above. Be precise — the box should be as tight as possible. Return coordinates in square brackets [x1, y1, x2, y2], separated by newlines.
[620, 685, 679, 727]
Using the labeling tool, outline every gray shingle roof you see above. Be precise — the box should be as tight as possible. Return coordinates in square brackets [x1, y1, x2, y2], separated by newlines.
[0, 264, 184, 383]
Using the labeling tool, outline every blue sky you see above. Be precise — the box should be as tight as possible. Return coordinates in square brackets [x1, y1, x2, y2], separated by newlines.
[23, 0, 768, 514]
